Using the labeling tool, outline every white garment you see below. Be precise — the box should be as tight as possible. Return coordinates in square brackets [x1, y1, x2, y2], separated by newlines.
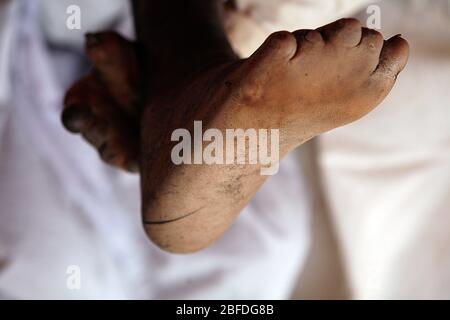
[319, 0, 450, 299]
[0, 0, 311, 299]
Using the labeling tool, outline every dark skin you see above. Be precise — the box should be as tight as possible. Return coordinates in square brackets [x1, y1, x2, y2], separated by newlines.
[63, 0, 409, 253]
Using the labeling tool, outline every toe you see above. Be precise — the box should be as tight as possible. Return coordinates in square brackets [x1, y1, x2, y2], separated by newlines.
[291, 29, 324, 58]
[317, 18, 362, 47]
[85, 31, 141, 116]
[98, 142, 115, 163]
[103, 128, 139, 172]
[254, 31, 297, 61]
[372, 35, 410, 80]
[61, 106, 92, 133]
[81, 118, 109, 148]
[63, 76, 96, 133]
[366, 35, 409, 108]
[358, 28, 384, 71]
[305, 30, 324, 44]
[358, 28, 384, 49]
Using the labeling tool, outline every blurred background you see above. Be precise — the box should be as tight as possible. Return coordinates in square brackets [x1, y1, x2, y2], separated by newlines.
[0, 0, 449, 299]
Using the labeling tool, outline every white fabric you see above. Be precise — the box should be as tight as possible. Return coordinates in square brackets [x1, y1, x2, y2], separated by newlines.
[226, 0, 373, 59]
[235, 0, 373, 32]
[319, 0, 450, 299]
[0, 0, 311, 299]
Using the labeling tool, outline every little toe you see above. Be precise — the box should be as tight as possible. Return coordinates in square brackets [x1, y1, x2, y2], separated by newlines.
[317, 18, 362, 47]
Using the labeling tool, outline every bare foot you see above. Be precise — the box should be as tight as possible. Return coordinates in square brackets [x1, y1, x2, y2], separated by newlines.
[140, 19, 409, 252]
[62, 19, 409, 253]
[62, 32, 141, 172]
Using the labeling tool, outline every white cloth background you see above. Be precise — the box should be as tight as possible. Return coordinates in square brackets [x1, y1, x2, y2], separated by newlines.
[0, 0, 311, 299]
